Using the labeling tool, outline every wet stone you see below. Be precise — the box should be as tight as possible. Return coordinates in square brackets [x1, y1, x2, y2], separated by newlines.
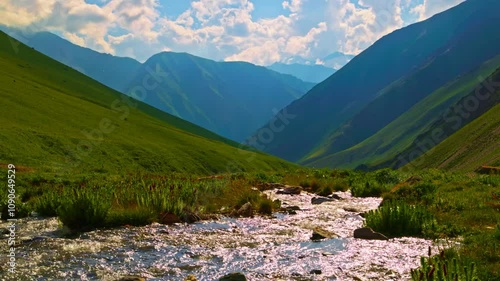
[310, 269, 322, 275]
[276, 186, 302, 195]
[353, 227, 388, 240]
[219, 272, 247, 281]
[311, 197, 334, 205]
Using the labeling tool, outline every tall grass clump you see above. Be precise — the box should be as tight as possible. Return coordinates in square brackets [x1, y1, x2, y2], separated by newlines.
[411, 250, 480, 281]
[365, 201, 438, 238]
[57, 189, 111, 231]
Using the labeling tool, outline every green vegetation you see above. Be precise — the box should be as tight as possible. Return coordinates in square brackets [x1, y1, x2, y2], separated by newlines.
[0, 31, 295, 176]
[411, 250, 479, 281]
[365, 201, 438, 238]
[380, 170, 500, 280]
[407, 101, 500, 171]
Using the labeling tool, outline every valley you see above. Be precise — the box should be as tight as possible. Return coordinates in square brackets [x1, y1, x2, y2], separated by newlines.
[0, 0, 499, 280]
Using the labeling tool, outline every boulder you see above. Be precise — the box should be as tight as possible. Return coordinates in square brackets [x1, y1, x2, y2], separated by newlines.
[219, 273, 247, 281]
[310, 269, 322, 275]
[311, 227, 337, 241]
[353, 227, 388, 240]
[328, 194, 343, 200]
[159, 213, 181, 225]
[311, 197, 334, 205]
[276, 186, 302, 195]
[257, 182, 285, 191]
[237, 202, 254, 217]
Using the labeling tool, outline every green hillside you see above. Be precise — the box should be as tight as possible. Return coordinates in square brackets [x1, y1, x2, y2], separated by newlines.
[407, 103, 500, 171]
[0, 31, 294, 176]
[304, 56, 500, 169]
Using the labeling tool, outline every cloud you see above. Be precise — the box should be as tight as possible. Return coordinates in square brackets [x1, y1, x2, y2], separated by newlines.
[411, 0, 464, 21]
[0, 0, 466, 65]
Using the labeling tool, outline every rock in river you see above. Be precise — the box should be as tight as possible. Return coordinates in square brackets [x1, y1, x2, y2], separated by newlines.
[219, 272, 247, 281]
[276, 186, 302, 195]
[236, 202, 254, 217]
[311, 227, 337, 241]
[353, 227, 388, 240]
[311, 197, 334, 205]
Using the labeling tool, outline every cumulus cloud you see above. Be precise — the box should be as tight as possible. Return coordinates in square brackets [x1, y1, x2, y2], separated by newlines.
[411, 0, 464, 21]
[0, 0, 466, 65]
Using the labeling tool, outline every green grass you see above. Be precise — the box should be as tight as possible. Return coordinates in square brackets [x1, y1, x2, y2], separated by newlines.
[365, 201, 438, 238]
[0, 31, 296, 176]
[411, 249, 480, 281]
[381, 170, 500, 280]
[407, 102, 500, 171]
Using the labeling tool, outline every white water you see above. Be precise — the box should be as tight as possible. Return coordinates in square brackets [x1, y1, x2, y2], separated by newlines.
[0, 191, 438, 281]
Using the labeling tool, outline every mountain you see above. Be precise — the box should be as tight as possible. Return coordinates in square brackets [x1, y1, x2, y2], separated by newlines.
[0, 31, 295, 175]
[307, 61, 500, 170]
[123, 52, 314, 142]
[256, 0, 500, 168]
[1, 27, 313, 143]
[267, 62, 336, 83]
[0, 26, 142, 93]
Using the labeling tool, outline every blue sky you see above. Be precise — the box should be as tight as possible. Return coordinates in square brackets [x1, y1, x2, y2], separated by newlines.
[0, 0, 464, 66]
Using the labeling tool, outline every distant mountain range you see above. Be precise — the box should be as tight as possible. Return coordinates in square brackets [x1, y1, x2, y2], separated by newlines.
[256, 0, 500, 171]
[283, 52, 355, 69]
[267, 63, 336, 83]
[1, 27, 313, 142]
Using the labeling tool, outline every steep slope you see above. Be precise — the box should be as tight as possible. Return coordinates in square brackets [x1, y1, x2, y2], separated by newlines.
[0, 31, 295, 175]
[257, 0, 500, 163]
[267, 63, 336, 83]
[399, 67, 500, 171]
[306, 61, 500, 169]
[0, 27, 142, 92]
[124, 52, 314, 142]
[407, 102, 500, 172]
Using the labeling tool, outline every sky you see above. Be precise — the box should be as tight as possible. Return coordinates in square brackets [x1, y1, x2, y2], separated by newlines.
[0, 0, 465, 65]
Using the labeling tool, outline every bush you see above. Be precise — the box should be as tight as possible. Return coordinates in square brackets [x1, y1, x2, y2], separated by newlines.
[57, 193, 110, 231]
[365, 201, 438, 238]
[257, 199, 274, 215]
[352, 181, 389, 197]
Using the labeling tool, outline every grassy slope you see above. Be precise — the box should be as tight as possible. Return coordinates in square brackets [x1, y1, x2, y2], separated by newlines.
[407, 102, 500, 171]
[304, 56, 500, 169]
[0, 31, 295, 176]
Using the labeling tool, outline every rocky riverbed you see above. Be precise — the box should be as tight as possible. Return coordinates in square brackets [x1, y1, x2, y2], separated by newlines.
[0, 189, 440, 280]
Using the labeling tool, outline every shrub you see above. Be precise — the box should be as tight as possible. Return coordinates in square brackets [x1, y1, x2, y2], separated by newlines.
[57, 193, 111, 231]
[352, 181, 389, 197]
[365, 201, 438, 238]
[257, 198, 274, 215]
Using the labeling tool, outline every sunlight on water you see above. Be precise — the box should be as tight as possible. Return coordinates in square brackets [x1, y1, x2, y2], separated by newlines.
[0, 191, 440, 281]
